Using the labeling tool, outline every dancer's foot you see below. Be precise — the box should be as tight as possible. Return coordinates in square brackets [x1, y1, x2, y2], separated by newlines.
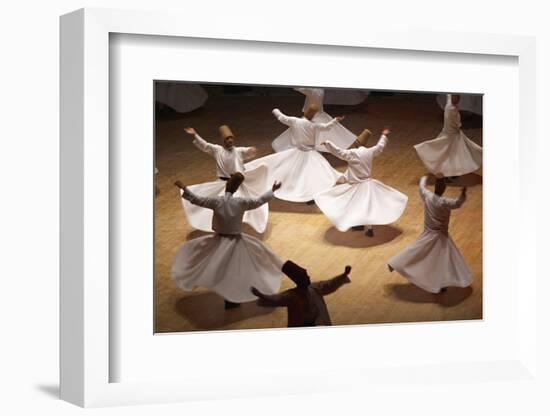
[366, 228, 374, 237]
[439, 288, 448, 293]
[224, 300, 241, 309]
[351, 225, 365, 231]
[306, 200, 316, 206]
[388, 264, 394, 272]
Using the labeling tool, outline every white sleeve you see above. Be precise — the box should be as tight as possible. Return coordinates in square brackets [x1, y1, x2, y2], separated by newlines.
[192, 134, 220, 156]
[272, 108, 297, 127]
[369, 134, 388, 157]
[324, 140, 354, 162]
[418, 176, 430, 201]
[239, 190, 274, 211]
[315, 117, 339, 131]
[182, 188, 219, 209]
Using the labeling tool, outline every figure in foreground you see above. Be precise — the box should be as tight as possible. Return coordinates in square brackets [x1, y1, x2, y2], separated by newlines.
[271, 87, 357, 153]
[387, 175, 473, 293]
[180, 125, 270, 233]
[414, 94, 482, 177]
[251, 261, 352, 327]
[315, 127, 408, 237]
[172, 173, 283, 309]
[245, 104, 344, 202]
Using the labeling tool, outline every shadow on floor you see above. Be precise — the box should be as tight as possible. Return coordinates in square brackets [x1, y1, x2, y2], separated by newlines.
[185, 225, 271, 241]
[268, 198, 321, 214]
[324, 225, 403, 248]
[386, 283, 473, 307]
[175, 292, 275, 330]
[35, 384, 59, 399]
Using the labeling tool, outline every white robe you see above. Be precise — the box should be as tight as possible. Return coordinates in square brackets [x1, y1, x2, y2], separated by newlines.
[414, 94, 482, 177]
[180, 134, 270, 233]
[436, 94, 482, 115]
[246, 109, 343, 202]
[387, 176, 473, 293]
[172, 189, 283, 303]
[271, 88, 357, 153]
[314, 135, 408, 231]
[155, 83, 207, 113]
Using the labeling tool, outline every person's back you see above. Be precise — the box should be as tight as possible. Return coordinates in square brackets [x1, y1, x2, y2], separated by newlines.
[419, 176, 465, 234]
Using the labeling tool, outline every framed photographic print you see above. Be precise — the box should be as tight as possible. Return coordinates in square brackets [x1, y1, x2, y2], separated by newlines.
[60, 7, 538, 408]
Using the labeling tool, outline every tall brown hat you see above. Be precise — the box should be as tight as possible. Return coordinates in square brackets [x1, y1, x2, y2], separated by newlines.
[219, 125, 234, 140]
[303, 104, 319, 120]
[282, 260, 311, 288]
[225, 172, 245, 193]
[356, 129, 372, 146]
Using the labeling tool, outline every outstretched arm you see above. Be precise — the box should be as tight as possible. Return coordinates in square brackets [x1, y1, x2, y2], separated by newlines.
[315, 115, 345, 131]
[370, 131, 389, 157]
[184, 127, 219, 156]
[239, 181, 281, 211]
[311, 266, 352, 296]
[175, 181, 219, 209]
[322, 140, 354, 162]
[251, 287, 290, 307]
[272, 108, 297, 127]
[442, 187, 467, 209]
[418, 175, 430, 201]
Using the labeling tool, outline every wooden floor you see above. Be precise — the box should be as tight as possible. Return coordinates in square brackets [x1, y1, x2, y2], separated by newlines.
[154, 92, 483, 333]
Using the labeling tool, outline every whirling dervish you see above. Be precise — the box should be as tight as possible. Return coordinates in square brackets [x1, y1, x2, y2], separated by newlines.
[387, 175, 473, 293]
[315, 128, 408, 237]
[414, 94, 482, 177]
[245, 104, 344, 203]
[172, 174, 284, 309]
[251, 261, 352, 327]
[271, 87, 358, 153]
[179, 125, 270, 233]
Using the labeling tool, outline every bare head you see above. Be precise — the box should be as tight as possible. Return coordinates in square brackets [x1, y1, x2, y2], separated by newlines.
[434, 177, 447, 196]
[451, 94, 461, 106]
[303, 104, 319, 120]
[225, 172, 245, 193]
[219, 125, 235, 149]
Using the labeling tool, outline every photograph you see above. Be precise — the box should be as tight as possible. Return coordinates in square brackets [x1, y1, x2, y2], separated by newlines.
[153, 83, 483, 333]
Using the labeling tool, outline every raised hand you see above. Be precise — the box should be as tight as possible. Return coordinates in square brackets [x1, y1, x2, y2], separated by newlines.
[174, 180, 186, 190]
[272, 181, 282, 192]
[344, 265, 352, 275]
[184, 127, 196, 135]
[335, 115, 346, 122]
[382, 127, 391, 136]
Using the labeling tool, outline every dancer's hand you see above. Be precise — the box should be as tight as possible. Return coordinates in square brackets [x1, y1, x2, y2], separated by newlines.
[174, 180, 186, 190]
[250, 287, 261, 297]
[382, 127, 391, 136]
[344, 265, 352, 275]
[335, 115, 345, 122]
[272, 181, 282, 192]
[184, 127, 196, 135]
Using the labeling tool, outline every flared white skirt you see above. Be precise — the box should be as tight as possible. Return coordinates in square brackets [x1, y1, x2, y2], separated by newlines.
[315, 179, 408, 231]
[388, 230, 473, 293]
[246, 148, 343, 202]
[181, 164, 269, 233]
[414, 131, 482, 177]
[171, 233, 284, 303]
[271, 111, 357, 153]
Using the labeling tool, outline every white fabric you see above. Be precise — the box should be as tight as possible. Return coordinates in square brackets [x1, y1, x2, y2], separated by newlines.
[387, 176, 473, 293]
[436, 94, 482, 115]
[314, 136, 408, 231]
[272, 88, 357, 153]
[180, 164, 270, 233]
[246, 112, 344, 202]
[155, 83, 208, 113]
[173, 188, 283, 302]
[192, 134, 256, 179]
[324, 89, 369, 105]
[415, 94, 482, 177]
[181, 134, 269, 233]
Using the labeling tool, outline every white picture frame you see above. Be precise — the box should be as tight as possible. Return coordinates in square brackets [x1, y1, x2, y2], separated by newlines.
[60, 7, 539, 408]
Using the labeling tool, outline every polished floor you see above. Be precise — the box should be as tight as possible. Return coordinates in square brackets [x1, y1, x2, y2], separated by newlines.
[154, 91, 483, 333]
